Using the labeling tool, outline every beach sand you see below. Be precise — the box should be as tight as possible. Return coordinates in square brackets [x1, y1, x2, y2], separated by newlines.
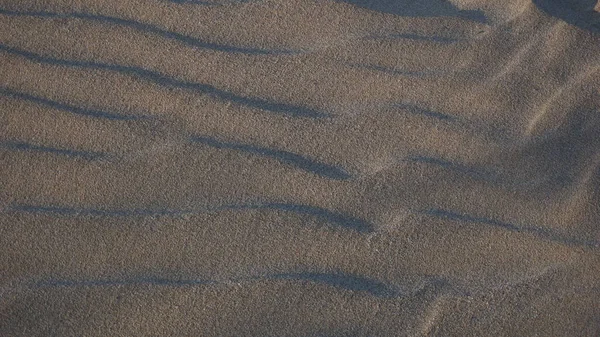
[1, 0, 599, 335]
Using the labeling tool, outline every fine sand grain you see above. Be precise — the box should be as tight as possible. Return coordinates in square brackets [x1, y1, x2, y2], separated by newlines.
[1, 0, 599, 335]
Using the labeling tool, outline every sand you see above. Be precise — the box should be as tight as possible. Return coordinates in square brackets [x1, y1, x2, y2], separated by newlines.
[0, 0, 599, 335]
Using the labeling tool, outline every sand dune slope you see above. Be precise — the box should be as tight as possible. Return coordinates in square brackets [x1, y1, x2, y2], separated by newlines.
[1, 0, 599, 335]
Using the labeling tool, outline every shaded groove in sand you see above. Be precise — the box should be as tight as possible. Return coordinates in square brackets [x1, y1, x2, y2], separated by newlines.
[31, 272, 399, 298]
[421, 208, 600, 248]
[347, 63, 443, 77]
[393, 102, 514, 142]
[365, 33, 463, 44]
[190, 135, 350, 180]
[8, 203, 373, 233]
[337, 0, 487, 22]
[406, 155, 500, 182]
[0, 141, 107, 160]
[0, 44, 328, 119]
[168, 0, 259, 6]
[407, 154, 587, 191]
[394, 102, 460, 122]
[533, 0, 600, 33]
[0, 86, 146, 120]
[0, 8, 297, 55]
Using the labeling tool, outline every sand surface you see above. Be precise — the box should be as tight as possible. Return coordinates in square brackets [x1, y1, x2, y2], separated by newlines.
[1, 0, 599, 335]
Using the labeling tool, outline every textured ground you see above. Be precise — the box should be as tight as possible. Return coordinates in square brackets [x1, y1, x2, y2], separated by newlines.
[1, 0, 599, 335]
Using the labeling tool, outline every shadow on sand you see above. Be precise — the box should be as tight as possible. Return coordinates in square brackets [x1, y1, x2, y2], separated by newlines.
[32, 271, 399, 297]
[0, 141, 107, 161]
[533, 0, 600, 33]
[9, 201, 373, 233]
[337, 0, 486, 23]
[0, 44, 327, 119]
[190, 136, 350, 180]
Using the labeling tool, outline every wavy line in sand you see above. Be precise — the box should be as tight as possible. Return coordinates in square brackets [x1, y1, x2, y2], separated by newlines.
[29, 272, 457, 299]
[393, 102, 461, 122]
[0, 8, 297, 55]
[405, 155, 500, 182]
[167, 0, 259, 5]
[190, 135, 350, 180]
[525, 65, 600, 137]
[393, 102, 515, 142]
[0, 86, 146, 120]
[0, 43, 328, 119]
[405, 153, 584, 192]
[420, 208, 599, 248]
[8, 202, 373, 233]
[31, 274, 396, 297]
[365, 32, 464, 44]
[0, 141, 107, 160]
[337, 0, 487, 23]
[347, 63, 445, 77]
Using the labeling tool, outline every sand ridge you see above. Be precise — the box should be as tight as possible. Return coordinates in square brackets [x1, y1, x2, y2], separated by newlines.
[1, 0, 599, 335]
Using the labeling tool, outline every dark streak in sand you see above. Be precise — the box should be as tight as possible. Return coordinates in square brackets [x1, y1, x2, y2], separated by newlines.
[421, 208, 600, 248]
[0, 86, 146, 120]
[0, 43, 328, 119]
[0, 8, 297, 55]
[0, 141, 107, 160]
[190, 135, 350, 180]
[31, 272, 400, 298]
[8, 202, 373, 233]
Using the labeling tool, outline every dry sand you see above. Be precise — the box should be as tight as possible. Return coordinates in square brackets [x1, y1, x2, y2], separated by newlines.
[1, 0, 599, 335]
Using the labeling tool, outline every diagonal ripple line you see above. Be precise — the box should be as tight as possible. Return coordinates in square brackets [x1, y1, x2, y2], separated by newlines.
[8, 202, 373, 233]
[0, 43, 329, 119]
[0, 86, 146, 120]
[0, 8, 298, 55]
[219, 202, 372, 233]
[421, 208, 600, 248]
[0, 140, 107, 160]
[190, 135, 351, 180]
[365, 33, 463, 44]
[30, 272, 398, 297]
